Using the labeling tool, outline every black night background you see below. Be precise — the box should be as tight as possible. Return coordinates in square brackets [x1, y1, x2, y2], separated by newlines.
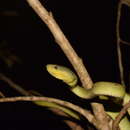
[0, 0, 130, 130]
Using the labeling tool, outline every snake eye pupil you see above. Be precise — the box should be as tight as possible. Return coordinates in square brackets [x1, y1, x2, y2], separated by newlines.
[54, 66, 58, 69]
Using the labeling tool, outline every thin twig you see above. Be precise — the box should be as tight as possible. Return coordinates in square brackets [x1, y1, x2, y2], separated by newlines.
[0, 73, 85, 130]
[116, 1, 125, 86]
[0, 73, 30, 96]
[120, 39, 130, 45]
[0, 96, 98, 128]
[26, 0, 93, 89]
[0, 91, 5, 97]
[112, 101, 130, 130]
[49, 108, 85, 130]
[0, 73, 96, 129]
[122, 0, 130, 7]
[64, 120, 84, 130]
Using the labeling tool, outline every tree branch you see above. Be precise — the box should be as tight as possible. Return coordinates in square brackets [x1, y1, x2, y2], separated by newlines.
[91, 103, 111, 130]
[26, 0, 93, 89]
[0, 96, 99, 128]
[0, 73, 97, 129]
[120, 39, 130, 46]
[0, 73, 30, 96]
[48, 108, 85, 130]
[0, 73, 85, 129]
[112, 101, 130, 130]
[116, 0, 125, 86]
[122, 0, 130, 7]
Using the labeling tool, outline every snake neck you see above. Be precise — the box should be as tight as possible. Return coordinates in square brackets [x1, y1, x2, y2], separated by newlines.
[71, 85, 96, 99]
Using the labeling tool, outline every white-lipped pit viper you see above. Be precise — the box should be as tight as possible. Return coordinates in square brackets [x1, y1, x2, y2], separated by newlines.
[46, 64, 130, 130]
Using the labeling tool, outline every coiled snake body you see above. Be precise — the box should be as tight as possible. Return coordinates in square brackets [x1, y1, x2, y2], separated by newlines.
[46, 64, 130, 130]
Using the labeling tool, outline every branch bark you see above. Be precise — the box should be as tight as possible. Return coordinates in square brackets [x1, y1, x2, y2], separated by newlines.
[91, 103, 111, 130]
[26, 0, 93, 89]
[0, 96, 99, 128]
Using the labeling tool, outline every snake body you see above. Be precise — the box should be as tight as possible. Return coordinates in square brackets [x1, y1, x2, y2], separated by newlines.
[34, 100, 80, 120]
[46, 64, 126, 99]
[46, 64, 130, 130]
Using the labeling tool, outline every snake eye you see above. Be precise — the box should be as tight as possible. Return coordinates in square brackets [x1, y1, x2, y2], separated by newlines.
[54, 65, 58, 69]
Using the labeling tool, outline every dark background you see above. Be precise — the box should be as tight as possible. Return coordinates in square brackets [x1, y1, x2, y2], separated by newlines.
[0, 0, 130, 129]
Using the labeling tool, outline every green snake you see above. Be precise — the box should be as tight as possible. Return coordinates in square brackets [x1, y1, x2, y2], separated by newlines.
[46, 64, 130, 130]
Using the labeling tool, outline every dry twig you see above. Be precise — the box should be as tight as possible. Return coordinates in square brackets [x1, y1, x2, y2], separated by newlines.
[0, 73, 30, 96]
[122, 0, 130, 6]
[120, 39, 130, 46]
[91, 103, 111, 130]
[26, 0, 93, 89]
[112, 101, 130, 130]
[0, 96, 99, 128]
[0, 73, 85, 129]
[116, 1, 125, 86]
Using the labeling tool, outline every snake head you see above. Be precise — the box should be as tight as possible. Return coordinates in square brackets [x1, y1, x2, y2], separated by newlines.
[46, 64, 78, 87]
